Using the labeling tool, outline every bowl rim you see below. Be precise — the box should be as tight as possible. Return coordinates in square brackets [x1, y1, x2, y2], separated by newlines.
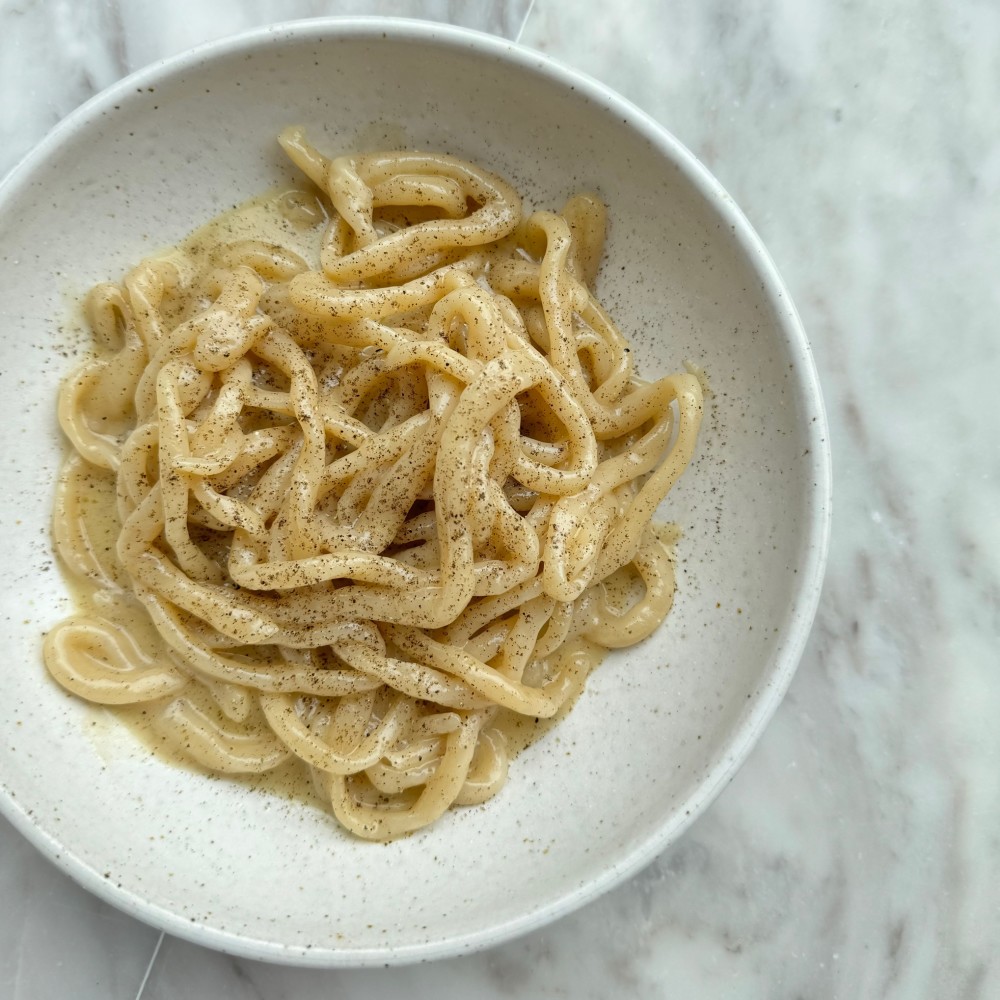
[0, 14, 832, 967]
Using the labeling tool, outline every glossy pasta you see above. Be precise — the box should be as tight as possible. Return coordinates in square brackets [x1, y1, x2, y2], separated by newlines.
[46, 130, 703, 840]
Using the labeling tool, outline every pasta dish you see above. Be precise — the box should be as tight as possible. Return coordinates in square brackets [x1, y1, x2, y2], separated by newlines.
[45, 129, 703, 839]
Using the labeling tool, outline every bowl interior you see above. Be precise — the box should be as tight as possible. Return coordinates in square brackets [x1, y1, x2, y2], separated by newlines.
[0, 21, 829, 965]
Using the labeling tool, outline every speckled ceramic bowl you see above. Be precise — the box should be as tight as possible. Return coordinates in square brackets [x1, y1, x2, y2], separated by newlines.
[0, 18, 830, 966]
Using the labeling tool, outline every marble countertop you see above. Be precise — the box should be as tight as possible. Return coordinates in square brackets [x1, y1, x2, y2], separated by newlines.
[1, 1, 997, 997]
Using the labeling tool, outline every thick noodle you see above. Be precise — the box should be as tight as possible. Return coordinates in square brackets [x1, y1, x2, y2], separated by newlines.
[46, 131, 703, 840]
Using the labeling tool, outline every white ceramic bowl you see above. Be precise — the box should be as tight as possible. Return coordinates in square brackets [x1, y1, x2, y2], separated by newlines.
[0, 18, 830, 966]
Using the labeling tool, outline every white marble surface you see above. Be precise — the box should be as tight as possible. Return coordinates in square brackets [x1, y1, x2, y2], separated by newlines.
[1, 0, 997, 997]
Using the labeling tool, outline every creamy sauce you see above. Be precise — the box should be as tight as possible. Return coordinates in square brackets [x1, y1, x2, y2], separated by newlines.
[491, 639, 600, 756]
